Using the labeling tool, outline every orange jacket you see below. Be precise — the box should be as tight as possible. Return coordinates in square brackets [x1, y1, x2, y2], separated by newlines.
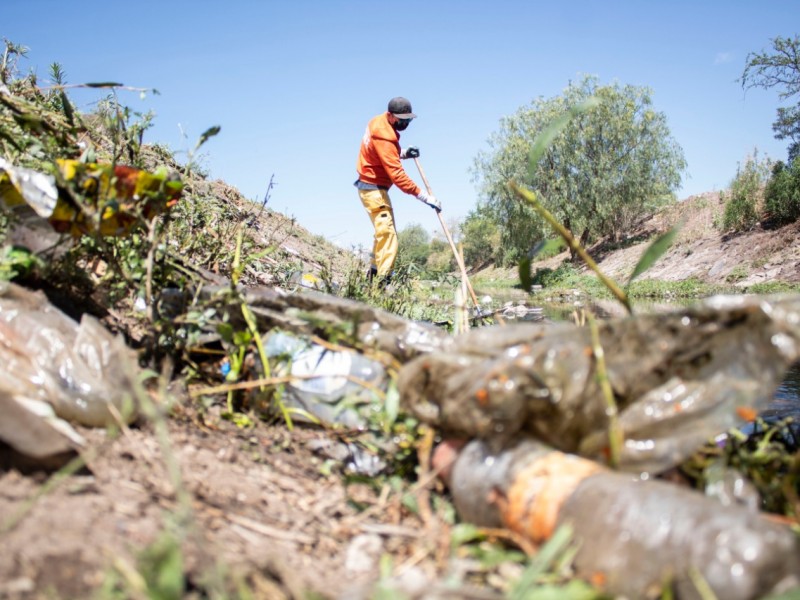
[356, 113, 421, 196]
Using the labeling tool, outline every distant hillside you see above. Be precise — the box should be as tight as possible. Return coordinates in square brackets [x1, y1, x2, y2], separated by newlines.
[157, 163, 361, 288]
[476, 192, 800, 290]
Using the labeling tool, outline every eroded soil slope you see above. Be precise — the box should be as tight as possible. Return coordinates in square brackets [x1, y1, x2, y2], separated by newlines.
[573, 192, 800, 287]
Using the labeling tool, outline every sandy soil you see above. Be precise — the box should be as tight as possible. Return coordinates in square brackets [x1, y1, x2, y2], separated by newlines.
[544, 192, 800, 288]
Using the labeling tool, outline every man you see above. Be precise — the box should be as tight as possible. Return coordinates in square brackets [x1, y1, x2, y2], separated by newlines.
[355, 96, 440, 283]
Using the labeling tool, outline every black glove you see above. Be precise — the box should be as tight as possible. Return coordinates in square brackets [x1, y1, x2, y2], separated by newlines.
[400, 146, 420, 159]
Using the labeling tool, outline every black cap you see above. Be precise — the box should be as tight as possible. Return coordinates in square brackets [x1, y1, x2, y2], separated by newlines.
[388, 97, 417, 119]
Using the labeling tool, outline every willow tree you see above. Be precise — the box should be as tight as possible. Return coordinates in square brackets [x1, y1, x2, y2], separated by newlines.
[473, 75, 686, 263]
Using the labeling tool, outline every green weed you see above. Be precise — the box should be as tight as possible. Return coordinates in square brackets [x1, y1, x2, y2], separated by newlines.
[719, 152, 770, 232]
[725, 264, 749, 283]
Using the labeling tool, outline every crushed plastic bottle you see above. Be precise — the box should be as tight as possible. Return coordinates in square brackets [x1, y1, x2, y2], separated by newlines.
[265, 331, 388, 429]
[400, 294, 800, 474]
[438, 438, 800, 600]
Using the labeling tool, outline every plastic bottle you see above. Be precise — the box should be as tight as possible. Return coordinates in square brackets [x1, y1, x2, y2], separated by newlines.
[265, 331, 387, 428]
[439, 438, 800, 600]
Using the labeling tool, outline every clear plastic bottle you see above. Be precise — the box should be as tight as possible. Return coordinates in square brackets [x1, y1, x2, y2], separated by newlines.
[265, 331, 387, 428]
[440, 438, 800, 599]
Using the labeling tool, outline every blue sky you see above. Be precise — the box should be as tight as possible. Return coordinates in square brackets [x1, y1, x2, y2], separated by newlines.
[6, 1, 797, 250]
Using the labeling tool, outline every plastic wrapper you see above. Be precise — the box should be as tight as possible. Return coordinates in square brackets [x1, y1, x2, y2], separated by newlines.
[0, 282, 138, 428]
[0, 158, 181, 237]
[0, 391, 83, 469]
[442, 438, 800, 600]
[400, 294, 800, 474]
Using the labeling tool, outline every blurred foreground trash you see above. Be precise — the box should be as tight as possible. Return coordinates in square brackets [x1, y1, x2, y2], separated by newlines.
[0, 391, 83, 470]
[400, 294, 800, 474]
[0, 282, 138, 467]
[439, 438, 800, 600]
[202, 285, 450, 362]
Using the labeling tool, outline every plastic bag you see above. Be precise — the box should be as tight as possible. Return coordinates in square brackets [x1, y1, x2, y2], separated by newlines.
[0, 282, 138, 428]
[0, 391, 83, 468]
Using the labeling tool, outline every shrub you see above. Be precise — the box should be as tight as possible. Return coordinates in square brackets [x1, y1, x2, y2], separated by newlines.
[725, 264, 749, 283]
[764, 157, 800, 224]
[531, 261, 581, 288]
[719, 153, 770, 232]
[461, 205, 502, 268]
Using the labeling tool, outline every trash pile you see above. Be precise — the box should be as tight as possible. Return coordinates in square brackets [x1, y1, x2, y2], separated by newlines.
[3, 264, 800, 597]
[398, 294, 800, 599]
[215, 286, 800, 598]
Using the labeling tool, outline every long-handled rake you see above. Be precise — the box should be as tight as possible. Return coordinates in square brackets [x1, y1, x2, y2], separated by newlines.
[413, 157, 486, 318]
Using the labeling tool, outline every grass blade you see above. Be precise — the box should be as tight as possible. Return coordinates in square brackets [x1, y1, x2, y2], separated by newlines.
[626, 222, 682, 286]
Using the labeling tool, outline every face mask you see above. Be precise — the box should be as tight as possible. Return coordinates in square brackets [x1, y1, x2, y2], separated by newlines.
[394, 118, 412, 131]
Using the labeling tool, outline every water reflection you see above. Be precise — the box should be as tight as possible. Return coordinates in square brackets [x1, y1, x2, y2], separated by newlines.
[775, 364, 800, 403]
[768, 363, 800, 440]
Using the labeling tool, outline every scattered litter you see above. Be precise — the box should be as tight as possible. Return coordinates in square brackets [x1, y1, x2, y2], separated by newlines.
[500, 302, 543, 320]
[0, 158, 181, 237]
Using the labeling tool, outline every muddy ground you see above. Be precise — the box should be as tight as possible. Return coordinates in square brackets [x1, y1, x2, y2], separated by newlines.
[2, 190, 800, 600]
[1, 401, 463, 600]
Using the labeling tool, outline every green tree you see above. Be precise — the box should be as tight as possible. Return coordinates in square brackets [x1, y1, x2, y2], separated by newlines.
[425, 236, 455, 275]
[461, 203, 502, 267]
[741, 35, 800, 161]
[473, 75, 686, 263]
[397, 223, 432, 273]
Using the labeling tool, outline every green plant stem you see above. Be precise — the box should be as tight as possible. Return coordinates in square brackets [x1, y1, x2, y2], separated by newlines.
[688, 566, 719, 600]
[144, 215, 159, 324]
[240, 301, 294, 430]
[509, 181, 633, 314]
[587, 312, 623, 468]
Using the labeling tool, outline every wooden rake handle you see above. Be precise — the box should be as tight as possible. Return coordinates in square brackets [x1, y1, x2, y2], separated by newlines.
[413, 157, 482, 312]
